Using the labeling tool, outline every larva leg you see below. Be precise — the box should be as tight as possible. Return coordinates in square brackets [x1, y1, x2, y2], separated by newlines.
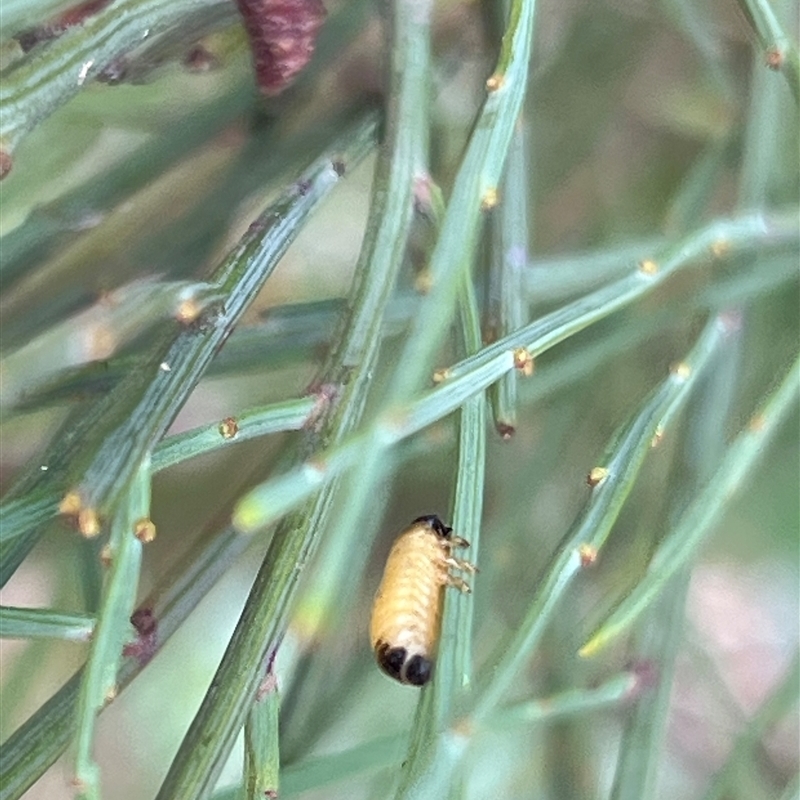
[446, 574, 472, 594]
[443, 556, 478, 573]
[449, 536, 470, 548]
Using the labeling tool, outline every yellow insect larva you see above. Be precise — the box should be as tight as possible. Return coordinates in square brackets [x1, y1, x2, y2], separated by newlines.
[369, 514, 477, 686]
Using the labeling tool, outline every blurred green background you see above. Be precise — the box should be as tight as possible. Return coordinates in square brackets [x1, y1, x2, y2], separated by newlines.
[1, 1, 797, 799]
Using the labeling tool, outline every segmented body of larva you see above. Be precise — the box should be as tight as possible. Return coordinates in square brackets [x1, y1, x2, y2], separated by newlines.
[369, 515, 476, 686]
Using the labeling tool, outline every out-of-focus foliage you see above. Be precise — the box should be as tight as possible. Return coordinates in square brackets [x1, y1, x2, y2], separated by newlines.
[1, 1, 797, 799]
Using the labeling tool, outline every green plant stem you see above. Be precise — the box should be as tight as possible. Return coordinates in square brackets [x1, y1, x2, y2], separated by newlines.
[0, 112, 377, 586]
[525, 236, 664, 302]
[485, 670, 640, 730]
[735, 0, 800, 102]
[243, 668, 280, 800]
[0, 607, 95, 641]
[449, 279, 487, 692]
[0, 518, 253, 800]
[153, 4, 432, 796]
[384, 0, 535, 403]
[213, 670, 638, 799]
[0, 491, 61, 547]
[73, 461, 149, 798]
[203, 0, 438, 758]
[393, 275, 488, 800]
[151, 397, 316, 473]
[0, 0, 234, 154]
[610, 311, 742, 800]
[610, 570, 692, 800]
[470, 315, 730, 722]
[445, 209, 796, 382]
[488, 120, 528, 435]
[581, 354, 800, 656]
[233, 209, 797, 536]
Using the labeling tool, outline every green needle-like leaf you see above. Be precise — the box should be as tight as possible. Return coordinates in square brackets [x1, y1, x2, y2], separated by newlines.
[153, 4, 430, 795]
[393, 266, 488, 800]
[581, 354, 800, 657]
[0, 607, 95, 641]
[151, 397, 315, 473]
[232, 209, 798, 536]
[243, 669, 280, 800]
[0, 112, 377, 584]
[736, 0, 800, 102]
[1, 3, 796, 797]
[73, 460, 150, 798]
[0, 0, 236, 154]
[488, 120, 529, 436]
[471, 315, 731, 720]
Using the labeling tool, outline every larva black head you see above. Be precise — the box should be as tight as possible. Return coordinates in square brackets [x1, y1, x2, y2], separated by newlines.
[411, 514, 452, 539]
[374, 642, 433, 687]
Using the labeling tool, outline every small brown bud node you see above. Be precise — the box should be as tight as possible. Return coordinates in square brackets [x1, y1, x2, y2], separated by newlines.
[0, 150, 12, 179]
[175, 297, 202, 324]
[512, 348, 534, 376]
[765, 48, 783, 70]
[414, 269, 433, 294]
[638, 259, 658, 275]
[481, 188, 500, 210]
[578, 543, 598, 566]
[749, 413, 766, 432]
[134, 518, 156, 543]
[711, 239, 730, 258]
[496, 422, 515, 440]
[587, 467, 608, 487]
[219, 417, 239, 439]
[651, 426, 665, 447]
[184, 45, 219, 72]
[78, 508, 101, 538]
[59, 491, 83, 516]
[670, 361, 691, 380]
[486, 73, 504, 92]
